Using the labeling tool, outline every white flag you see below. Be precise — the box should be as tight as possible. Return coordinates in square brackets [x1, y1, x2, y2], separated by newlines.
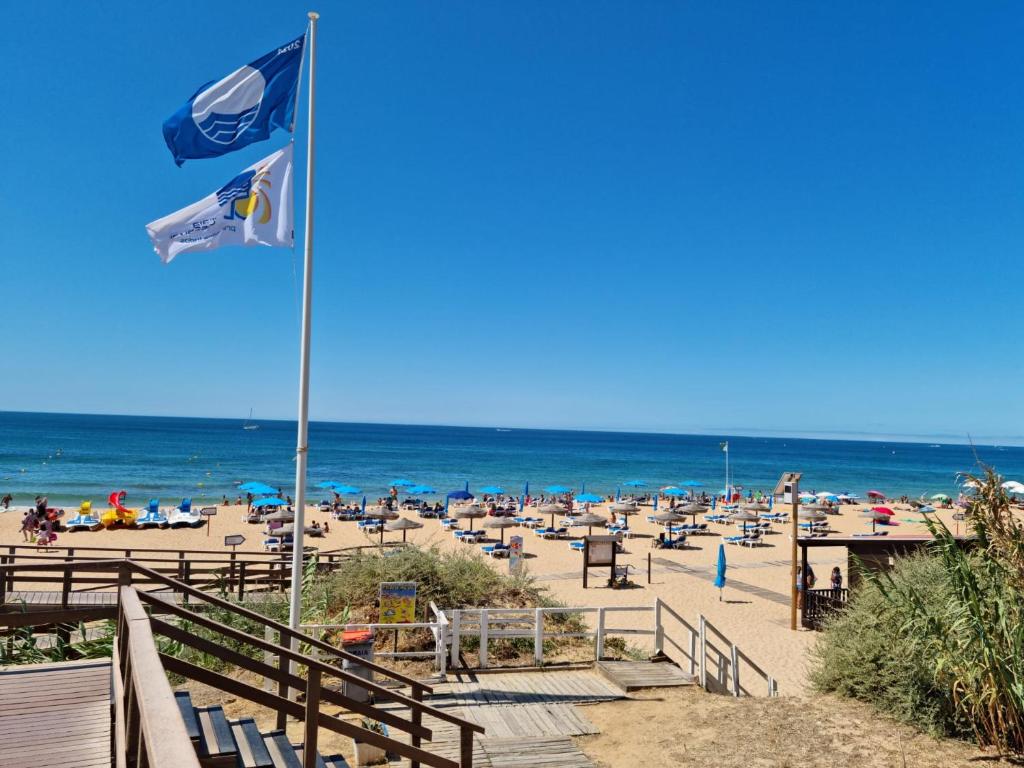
[146, 143, 293, 263]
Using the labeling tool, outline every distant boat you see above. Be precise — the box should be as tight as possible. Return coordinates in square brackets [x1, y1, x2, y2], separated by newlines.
[243, 409, 260, 431]
[496, 428, 511, 432]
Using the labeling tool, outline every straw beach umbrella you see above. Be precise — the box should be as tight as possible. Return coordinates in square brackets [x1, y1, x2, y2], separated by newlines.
[679, 503, 707, 523]
[483, 516, 518, 543]
[385, 516, 423, 542]
[653, 510, 686, 542]
[727, 509, 758, 533]
[860, 509, 889, 532]
[363, 506, 400, 543]
[264, 510, 294, 522]
[538, 503, 566, 528]
[575, 512, 608, 536]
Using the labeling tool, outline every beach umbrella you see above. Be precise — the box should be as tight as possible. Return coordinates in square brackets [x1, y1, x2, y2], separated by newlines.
[679, 503, 707, 523]
[728, 509, 758, 533]
[364, 506, 399, 543]
[319, 482, 361, 495]
[609, 501, 638, 527]
[798, 509, 827, 524]
[239, 481, 278, 494]
[264, 510, 295, 522]
[385, 516, 424, 542]
[867, 490, 886, 500]
[653, 495, 658, 511]
[615, 487, 620, 501]
[483, 516, 518, 543]
[713, 544, 727, 601]
[575, 512, 608, 536]
[930, 493, 951, 502]
[316, 481, 337, 490]
[389, 478, 415, 488]
[743, 502, 770, 513]
[454, 504, 487, 521]
[360, 496, 366, 515]
[803, 502, 830, 513]
[538, 503, 566, 527]
[653, 510, 685, 542]
[544, 485, 571, 495]
[860, 509, 889, 532]
[520, 481, 529, 512]
[253, 497, 287, 508]
[814, 491, 836, 499]
[576, 493, 603, 504]
[871, 506, 895, 516]
[479, 485, 505, 496]
[798, 492, 816, 502]
[447, 489, 473, 501]
[664, 488, 687, 497]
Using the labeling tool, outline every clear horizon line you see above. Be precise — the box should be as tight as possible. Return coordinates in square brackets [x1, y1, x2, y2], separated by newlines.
[1, 408, 1020, 448]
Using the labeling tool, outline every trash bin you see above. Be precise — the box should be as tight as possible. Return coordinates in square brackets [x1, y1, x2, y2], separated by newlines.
[341, 628, 375, 703]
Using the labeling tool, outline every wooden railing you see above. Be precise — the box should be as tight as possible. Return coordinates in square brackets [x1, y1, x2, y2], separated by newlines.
[0, 559, 484, 768]
[697, 615, 778, 697]
[0, 547, 302, 609]
[114, 587, 201, 768]
[802, 587, 849, 630]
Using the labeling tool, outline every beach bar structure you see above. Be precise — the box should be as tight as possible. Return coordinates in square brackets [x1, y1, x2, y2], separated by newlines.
[796, 534, 975, 630]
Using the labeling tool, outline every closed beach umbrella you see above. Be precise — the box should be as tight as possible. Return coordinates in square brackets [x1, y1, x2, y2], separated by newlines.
[713, 544, 727, 601]
[385, 516, 424, 542]
[728, 509, 758, 533]
[483, 516, 518, 542]
[575, 512, 608, 536]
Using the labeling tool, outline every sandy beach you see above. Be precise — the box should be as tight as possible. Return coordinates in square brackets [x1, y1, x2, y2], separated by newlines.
[0, 498, 968, 693]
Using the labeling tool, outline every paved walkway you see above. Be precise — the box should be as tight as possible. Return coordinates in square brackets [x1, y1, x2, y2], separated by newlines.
[0, 659, 111, 768]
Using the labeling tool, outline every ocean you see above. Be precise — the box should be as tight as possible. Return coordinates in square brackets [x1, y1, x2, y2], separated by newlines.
[0, 411, 1020, 507]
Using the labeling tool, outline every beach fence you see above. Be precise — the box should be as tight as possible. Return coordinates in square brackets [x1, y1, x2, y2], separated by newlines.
[298, 598, 778, 698]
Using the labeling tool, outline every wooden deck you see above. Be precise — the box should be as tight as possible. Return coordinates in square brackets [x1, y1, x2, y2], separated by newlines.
[0, 659, 112, 768]
[460, 703, 598, 738]
[435, 670, 625, 707]
[595, 660, 695, 691]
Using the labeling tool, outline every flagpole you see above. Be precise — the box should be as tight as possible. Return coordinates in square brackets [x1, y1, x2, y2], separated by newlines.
[724, 442, 729, 501]
[288, 10, 319, 637]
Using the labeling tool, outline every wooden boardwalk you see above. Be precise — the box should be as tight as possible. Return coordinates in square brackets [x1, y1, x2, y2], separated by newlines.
[0, 659, 111, 768]
[596, 660, 695, 691]
[460, 703, 598, 738]
[435, 670, 625, 707]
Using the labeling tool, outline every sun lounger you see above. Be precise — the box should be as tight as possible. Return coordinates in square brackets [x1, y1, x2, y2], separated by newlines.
[441, 518, 458, 529]
[724, 534, 747, 545]
[853, 531, 889, 537]
[740, 534, 763, 547]
[481, 543, 510, 557]
[569, 541, 584, 552]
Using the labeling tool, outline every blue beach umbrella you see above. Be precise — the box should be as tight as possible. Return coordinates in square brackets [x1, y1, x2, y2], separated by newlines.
[664, 488, 686, 497]
[520, 481, 529, 512]
[447, 490, 473, 501]
[334, 484, 361, 495]
[544, 485, 571, 494]
[479, 485, 505, 495]
[713, 544, 727, 601]
[240, 482, 278, 495]
[653, 495, 658, 511]
[252, 497, 287, 508]
[576, 493, 602, 503]
[360, 496, 367, 515]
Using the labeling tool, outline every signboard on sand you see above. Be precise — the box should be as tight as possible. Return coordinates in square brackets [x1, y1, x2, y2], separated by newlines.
[509, 535, 523, 574]
[224, 534, 245, 549]
[379, 581, 417, 623]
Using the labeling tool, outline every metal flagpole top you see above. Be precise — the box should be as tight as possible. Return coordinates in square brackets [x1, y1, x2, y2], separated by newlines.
[308, 11, 319, 19]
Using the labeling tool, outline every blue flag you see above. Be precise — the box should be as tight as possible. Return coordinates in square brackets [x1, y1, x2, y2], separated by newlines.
[163, 34, 305, 165]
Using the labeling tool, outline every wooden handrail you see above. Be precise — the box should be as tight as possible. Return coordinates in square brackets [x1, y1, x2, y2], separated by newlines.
[2, 543, 301, 559]
[117, 587, 201, 768]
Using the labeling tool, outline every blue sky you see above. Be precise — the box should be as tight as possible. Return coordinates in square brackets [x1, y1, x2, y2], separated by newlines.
[3, 2, 1023, 443]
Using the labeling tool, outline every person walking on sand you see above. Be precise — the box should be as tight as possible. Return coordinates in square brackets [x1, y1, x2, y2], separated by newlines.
[20, 510, 38, 542]
[1, 493, 12, 510]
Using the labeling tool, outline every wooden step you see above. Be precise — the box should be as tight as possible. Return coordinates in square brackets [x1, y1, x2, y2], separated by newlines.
[262, 730, 303, 768]
[230, 718, 274, 768]
[174, 691, 202, 744]
[322, 755, 351, 768]
[196, 705, 238, 758]
[293, 743, 328, 768]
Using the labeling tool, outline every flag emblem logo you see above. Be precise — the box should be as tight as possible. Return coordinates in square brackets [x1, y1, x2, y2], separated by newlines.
[191, 65, 266, 145]
[216, 165, 275, 223]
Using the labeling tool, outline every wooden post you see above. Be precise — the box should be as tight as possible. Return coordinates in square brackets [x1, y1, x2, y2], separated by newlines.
[61, 566, 72, 608]
[479, 609, 489, 669]
[533, 608, 544, 666]
[688, 626, 697, 676]
[790, 478, 799, 631]
[647, 552, 651, 584]
[698, 616, 707, 689]
[730, 644, 740, 696]
[653, 599, 664, 655]
[460, 724, 474, 768]
[799, 544, 809, 627]
[410, 685, 423, 768]
[450, 610, 461, 669]
[237, 561, 247, 601]
[595, 607, 606, 660]
[276, 631, 289, 730]
[302, 667, 320, 768]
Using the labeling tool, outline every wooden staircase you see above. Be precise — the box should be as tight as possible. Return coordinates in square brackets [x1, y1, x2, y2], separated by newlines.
[176, 692, 350, 768]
